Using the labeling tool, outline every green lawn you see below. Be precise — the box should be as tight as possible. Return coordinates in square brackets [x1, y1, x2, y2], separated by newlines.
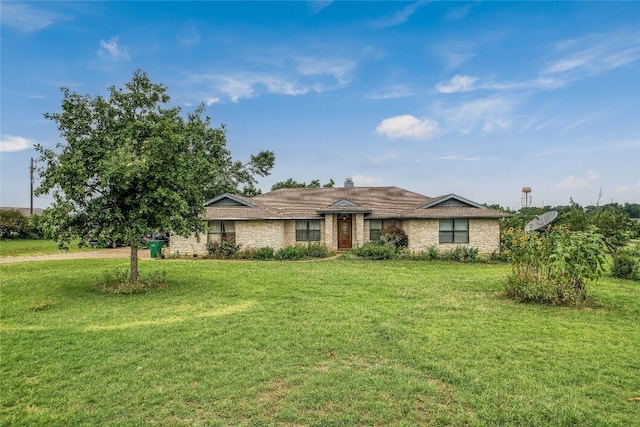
[0, 239, 99, 257]
[1, 259, 638, 426]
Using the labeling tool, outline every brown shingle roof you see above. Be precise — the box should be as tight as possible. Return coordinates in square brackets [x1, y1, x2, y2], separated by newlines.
[205, 187, 509, 220]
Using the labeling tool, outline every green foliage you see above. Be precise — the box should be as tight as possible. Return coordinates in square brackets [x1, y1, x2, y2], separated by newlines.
[0, 210, 30, 239]
[271, 178, 335, 191]
[380, 226, 408, 250]
[251, 246, 276, 260]
[35, 70, 274, 282]
[611, 245, 640, 280]
[590, 206, 634, 257]
[503, 226, 606, 306]
[439, 245, 479, 262]
[205, 240, 242, 258]
[94, 267, 167, 294]
[273, 243, 331, 260]
[346, 241, 397, 260]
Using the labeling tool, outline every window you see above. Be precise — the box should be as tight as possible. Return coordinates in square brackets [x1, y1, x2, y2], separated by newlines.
[296, 220, 321, 242]
[207, 220, 235, 243]
[369, 219, 399, 241]
[439, 219, 469, 243]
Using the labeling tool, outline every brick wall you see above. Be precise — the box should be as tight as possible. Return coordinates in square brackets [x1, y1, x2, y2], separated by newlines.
[170, 217, 501, 255]
[404, 218, 500, 253]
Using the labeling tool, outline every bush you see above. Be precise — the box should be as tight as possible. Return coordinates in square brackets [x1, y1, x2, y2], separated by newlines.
[440, 246, 479, 263]
[611, 250, 639, 280]
[380, 226, 408, 250]
[347, 241, 397, 260]
[273, 244, 332, 260]
[206, 240, 242, 258]
[252, 247, 276, 260]
[503, 226, 606, 306]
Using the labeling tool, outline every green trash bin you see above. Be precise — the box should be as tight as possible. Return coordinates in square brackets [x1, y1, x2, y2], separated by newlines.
[149, 240, 163, 259]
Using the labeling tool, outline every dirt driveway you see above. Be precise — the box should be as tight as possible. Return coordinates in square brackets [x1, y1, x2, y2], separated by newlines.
[0, 247, 153, 264]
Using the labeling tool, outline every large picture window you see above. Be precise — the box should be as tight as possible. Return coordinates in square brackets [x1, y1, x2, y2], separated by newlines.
[296, 220, 321, 242]
[439, 219, 469, 243]
[369, 219, 399, 241]
[207, 220, 235, 243]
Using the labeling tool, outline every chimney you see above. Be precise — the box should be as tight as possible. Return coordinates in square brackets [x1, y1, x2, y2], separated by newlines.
[344, 178, 354, 188]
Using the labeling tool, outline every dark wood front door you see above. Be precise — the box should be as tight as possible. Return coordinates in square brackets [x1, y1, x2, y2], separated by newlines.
[338, 218, 352, 249]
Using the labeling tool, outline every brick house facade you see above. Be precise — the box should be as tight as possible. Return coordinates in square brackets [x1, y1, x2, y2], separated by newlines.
[169, 186, 508, 256]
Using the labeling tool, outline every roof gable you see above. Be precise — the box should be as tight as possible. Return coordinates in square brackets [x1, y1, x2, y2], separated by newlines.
[419, 194, 486, 210]
[330, 198, 359, 207]
[205, 194, 256, 208]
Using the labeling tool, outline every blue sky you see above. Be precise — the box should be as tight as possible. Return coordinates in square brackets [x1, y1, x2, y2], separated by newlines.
[1, 1, 639, 210]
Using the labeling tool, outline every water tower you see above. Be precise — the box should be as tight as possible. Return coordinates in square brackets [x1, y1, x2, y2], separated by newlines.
[521, 186, 532, 208]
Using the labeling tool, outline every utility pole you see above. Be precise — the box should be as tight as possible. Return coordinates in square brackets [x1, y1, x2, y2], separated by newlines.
[30, 158, 34, 215]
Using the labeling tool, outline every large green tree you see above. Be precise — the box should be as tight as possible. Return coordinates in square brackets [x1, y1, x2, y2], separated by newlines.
[35, 70, 274, 281]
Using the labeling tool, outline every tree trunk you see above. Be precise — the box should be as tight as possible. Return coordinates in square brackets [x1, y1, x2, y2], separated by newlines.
[130, 240, 139, 282]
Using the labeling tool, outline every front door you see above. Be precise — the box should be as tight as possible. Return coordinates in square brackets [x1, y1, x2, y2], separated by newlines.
[338, 218, 352, 249]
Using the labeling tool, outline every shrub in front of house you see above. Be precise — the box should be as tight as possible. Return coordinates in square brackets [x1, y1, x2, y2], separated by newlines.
[380, 226, 408, 251]
[439, 245, 479, 263]
[273, 243, 332, 260]
[206, 240, 242, 258]
[346, 241, 397, 260]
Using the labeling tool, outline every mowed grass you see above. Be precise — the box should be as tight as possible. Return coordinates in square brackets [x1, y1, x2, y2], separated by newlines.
[1, 259, 638, 426]
[0, 239, 99, 257]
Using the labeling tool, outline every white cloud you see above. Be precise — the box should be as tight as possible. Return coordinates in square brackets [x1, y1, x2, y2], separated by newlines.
[443, 96, 517, 133]
[294, 56, 355, 85]
[435, 75, 478, 93]
[366, 85, 414, 100]
[0, 3, 71, 32]
[0, 135, 35, 152]
[350, 175, 383, 186]
[371, 0, 429, 28]
[375, 115, 439, 140]
[187, 55, 355, 103]
[556, 170, 599, 189]
[98, 37, 130, 61]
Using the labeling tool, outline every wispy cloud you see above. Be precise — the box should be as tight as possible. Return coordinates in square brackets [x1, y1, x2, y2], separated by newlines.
[435, 75, 478, 93]
[0, 135, 35, 152]
[0, 3, 72, 33]
[98, 37, 130, 61]
[366, 85, 414, 100]
[294, 56, 355, 85]
[187, 56, 355, 103]
[308, 0, 334, 14]
[556, 170, 599, 189]
[371, 0, 429, 28]
[375, 115, 439, 140]
[544, 31, 640, 77]
[432, 155, 481, 162]
[442, 96, 517, 133]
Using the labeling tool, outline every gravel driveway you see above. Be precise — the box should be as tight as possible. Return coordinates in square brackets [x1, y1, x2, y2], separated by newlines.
[0, 247, 153, 264]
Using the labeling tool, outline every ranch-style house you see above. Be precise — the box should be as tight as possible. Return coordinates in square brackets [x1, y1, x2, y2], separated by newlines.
[169, 179, 509, 256]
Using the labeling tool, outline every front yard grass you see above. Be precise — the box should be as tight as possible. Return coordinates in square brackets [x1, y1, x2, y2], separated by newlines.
[1, 259, 638, 426]
[0, 239, 99, 258]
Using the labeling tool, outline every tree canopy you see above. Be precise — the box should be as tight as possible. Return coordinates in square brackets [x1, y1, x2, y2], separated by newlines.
[271, 178, 334, 191]
[35, 70, 274, 281]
